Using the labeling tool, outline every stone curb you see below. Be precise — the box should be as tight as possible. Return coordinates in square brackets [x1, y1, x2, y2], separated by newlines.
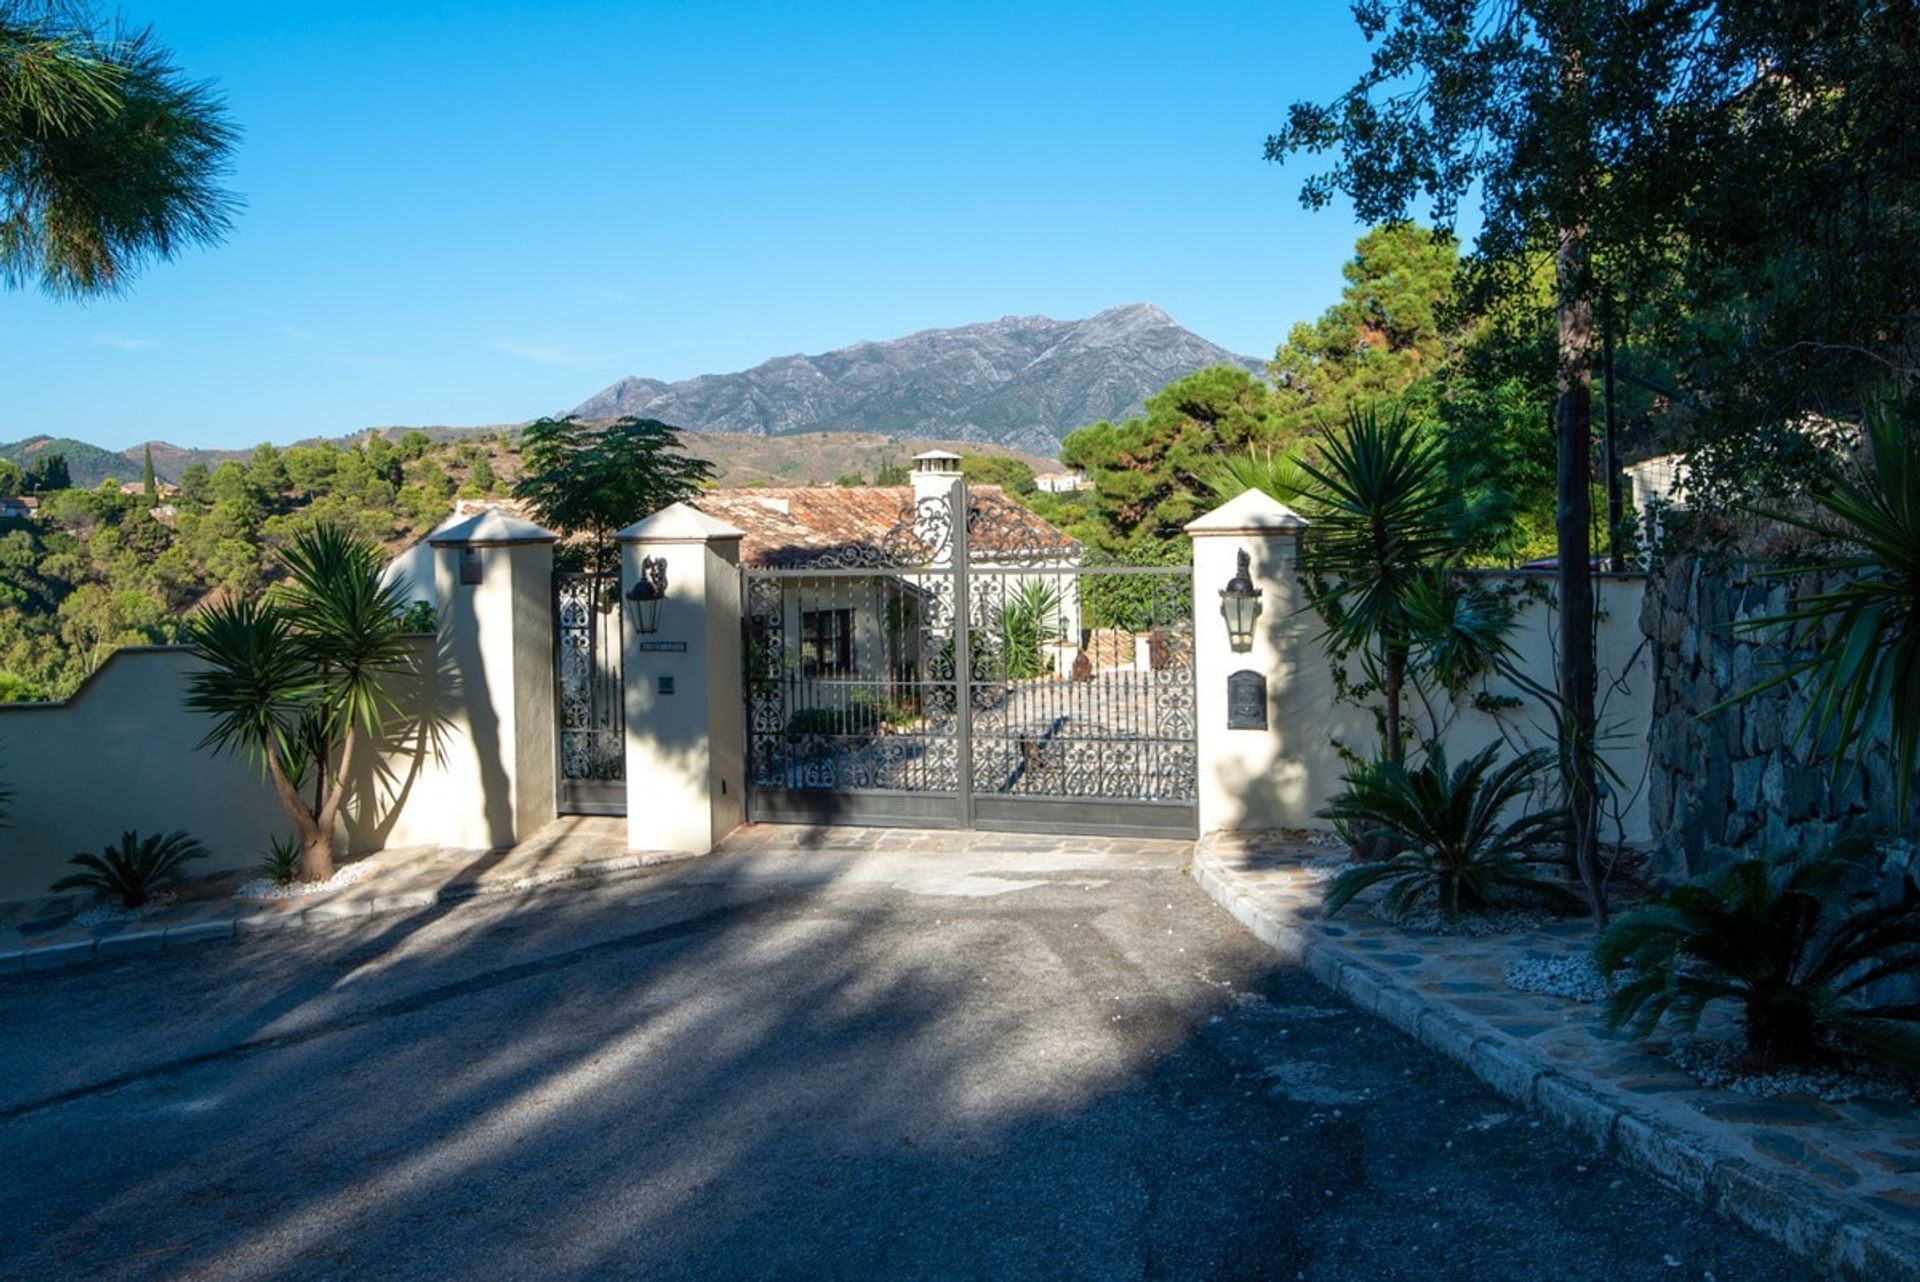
[1190, 839, 1920, 1282]
[0, 847, 699, 981]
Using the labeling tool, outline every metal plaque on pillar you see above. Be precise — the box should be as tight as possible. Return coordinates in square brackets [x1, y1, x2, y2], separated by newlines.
[1226, 669, 1267, 730]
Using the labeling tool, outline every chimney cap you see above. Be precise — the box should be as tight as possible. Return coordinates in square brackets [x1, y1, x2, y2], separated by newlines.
[911, 450, 962, 473]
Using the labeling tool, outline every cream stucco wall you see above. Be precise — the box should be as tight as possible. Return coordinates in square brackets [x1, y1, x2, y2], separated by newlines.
[1190, 496, 1653, 844]
[0, 529, 561, 907]
[620, 507, 748, 855]
[0, 638, 489, 904]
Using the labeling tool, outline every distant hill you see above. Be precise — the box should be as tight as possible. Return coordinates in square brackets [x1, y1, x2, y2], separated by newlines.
[0, 428, 1050, 493]
[572, 304, 1261, 455]
[0, 436, 149, 488]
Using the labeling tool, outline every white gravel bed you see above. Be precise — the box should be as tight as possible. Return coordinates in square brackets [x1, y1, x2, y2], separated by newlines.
[74, 891, 178, 926]
[1381, 903, 1547, 935]
[1669, 1039, 1920, 1104]
[233, 860, 377, 901]
[1504, 954, 1614, 1002]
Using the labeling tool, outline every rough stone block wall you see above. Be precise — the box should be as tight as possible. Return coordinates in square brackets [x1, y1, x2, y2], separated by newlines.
[1643, 553, 1912, 877]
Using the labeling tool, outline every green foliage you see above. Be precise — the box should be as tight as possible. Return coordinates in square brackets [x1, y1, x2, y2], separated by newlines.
[1597, 840, 1920, 1068]
[833, 472, 865, 487]
[874, 459, 910, 486]
[0, 4, 238, 297]
[514, 416, 712, 575]
[1320, 745, 1575, 922]
[50, 829, 207, 907]
[993, 579, 1064, 680]
[396, 600, 435, 634]
[1061, 366, 1291, 550]
[1271, 223, 1462, 437]
[958, 454, 1035, 495]
[784, 705, 878, 738]
[0, 432, 516, 702]
[25, 451, 69, 493]
[186, 524, 414, 881]
[1296, 405, 1458, 762]
[1729, 405, 1920, 812]
[1079, 539, 1191, 631]
[261, 834, 300, 886]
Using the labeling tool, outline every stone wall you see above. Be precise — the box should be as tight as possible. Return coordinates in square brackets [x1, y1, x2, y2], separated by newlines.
[1643, 553, 1912, 877]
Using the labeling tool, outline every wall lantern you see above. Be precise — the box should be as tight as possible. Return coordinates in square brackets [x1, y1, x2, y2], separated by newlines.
[1220, 548, 1262, 652]
[626, 556, 667, 634]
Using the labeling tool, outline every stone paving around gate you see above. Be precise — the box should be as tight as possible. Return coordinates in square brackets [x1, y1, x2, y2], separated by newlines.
[1192, 829, 1920, 1282]
[0, 816, 681, 976]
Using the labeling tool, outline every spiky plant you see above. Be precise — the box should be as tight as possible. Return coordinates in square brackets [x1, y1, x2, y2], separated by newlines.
[1731, 403, 1920, 813]
[1202, 444, 1311, 507]
[186, 524, 413, 883]
[994, 578, 1065, 681]
[51, 829, 207, 907]
[261, 834, 300, 886]
[1320, 743, 1576, 922]
[1596, 840, 1920, 1068]
[1295, 406, 1458, 765]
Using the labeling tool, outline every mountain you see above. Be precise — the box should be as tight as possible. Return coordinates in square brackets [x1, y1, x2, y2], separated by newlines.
[571, 304, 1262, 454]
[0, 436, 150, 488]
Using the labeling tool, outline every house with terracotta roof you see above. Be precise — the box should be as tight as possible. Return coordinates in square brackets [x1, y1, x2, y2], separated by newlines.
[689, 452, 1082, 686]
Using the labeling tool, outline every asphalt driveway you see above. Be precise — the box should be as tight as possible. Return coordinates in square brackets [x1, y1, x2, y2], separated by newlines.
[0, 829, 1814, 1281]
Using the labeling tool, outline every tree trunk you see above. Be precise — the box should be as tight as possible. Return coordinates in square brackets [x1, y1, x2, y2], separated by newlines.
[261, 736, 335, 883]
[1553, 26, 1606, 928]
[1383, 639, 1407, 765]
[1555, 222, 1604, 927]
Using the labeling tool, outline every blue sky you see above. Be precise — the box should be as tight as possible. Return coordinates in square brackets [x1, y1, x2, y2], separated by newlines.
[3, 2, 1386, 450]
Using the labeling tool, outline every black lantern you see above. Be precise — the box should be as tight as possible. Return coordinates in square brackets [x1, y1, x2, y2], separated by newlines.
[626, 556, 667, 634]
[1220, 548, 1261, 652]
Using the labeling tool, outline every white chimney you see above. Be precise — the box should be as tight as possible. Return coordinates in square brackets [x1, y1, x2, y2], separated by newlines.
[910, 451, 964, 566]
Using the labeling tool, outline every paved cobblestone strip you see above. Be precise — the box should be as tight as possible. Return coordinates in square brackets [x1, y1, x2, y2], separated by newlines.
[1191, 831, 1920, 1282]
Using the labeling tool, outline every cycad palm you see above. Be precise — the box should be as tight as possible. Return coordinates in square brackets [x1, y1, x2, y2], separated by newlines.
[1597, 840, 1920, 1068]
[186, 526, 412, 882]
[52, 829, 207, 907]
[1320, 743, 1573, 921]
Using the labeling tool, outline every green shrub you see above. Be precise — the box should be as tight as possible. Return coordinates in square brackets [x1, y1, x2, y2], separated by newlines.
[785, 705, 879, 738]
[993, 579, 1064, 680]
[51, 830, 208, 908]
[1320, 743, 1576, 922]
[261, 834, 301, 886]
[1596, 839, 1920, 1068]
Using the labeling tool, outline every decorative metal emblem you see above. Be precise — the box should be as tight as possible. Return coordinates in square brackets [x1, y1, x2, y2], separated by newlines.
[1226, 669, 1267, 730]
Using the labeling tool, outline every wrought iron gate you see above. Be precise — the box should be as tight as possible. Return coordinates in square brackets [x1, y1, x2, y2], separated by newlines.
[555, 572, 625, 815]
[743, 497, 1196, 836]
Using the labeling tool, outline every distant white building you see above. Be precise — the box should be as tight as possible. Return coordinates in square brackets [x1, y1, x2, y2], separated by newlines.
[1033, 470, 1089, 494]
[1624, 453, 1688, 513]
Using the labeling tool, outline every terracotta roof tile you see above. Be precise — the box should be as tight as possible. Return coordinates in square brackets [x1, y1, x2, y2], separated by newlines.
[689, 485, 1076, 568]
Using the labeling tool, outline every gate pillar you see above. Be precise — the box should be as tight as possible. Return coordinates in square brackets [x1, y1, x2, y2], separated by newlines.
[616, 503, 748, 855]
[428, 510, 560, 849]
[1185, 490, 1335, 834]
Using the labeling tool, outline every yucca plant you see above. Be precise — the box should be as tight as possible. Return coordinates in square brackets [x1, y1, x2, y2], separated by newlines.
[1730, 403, 1920, 811]
[994, 579, 1065, 680]
[1596, 839, 1920, 1068]
[186, 525, 414, 883]
[51, 830, 207, 908]
[1294, 406, 1459, 766]
[261, 834, 300, 886]
[1320, 743, 1576, 922]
